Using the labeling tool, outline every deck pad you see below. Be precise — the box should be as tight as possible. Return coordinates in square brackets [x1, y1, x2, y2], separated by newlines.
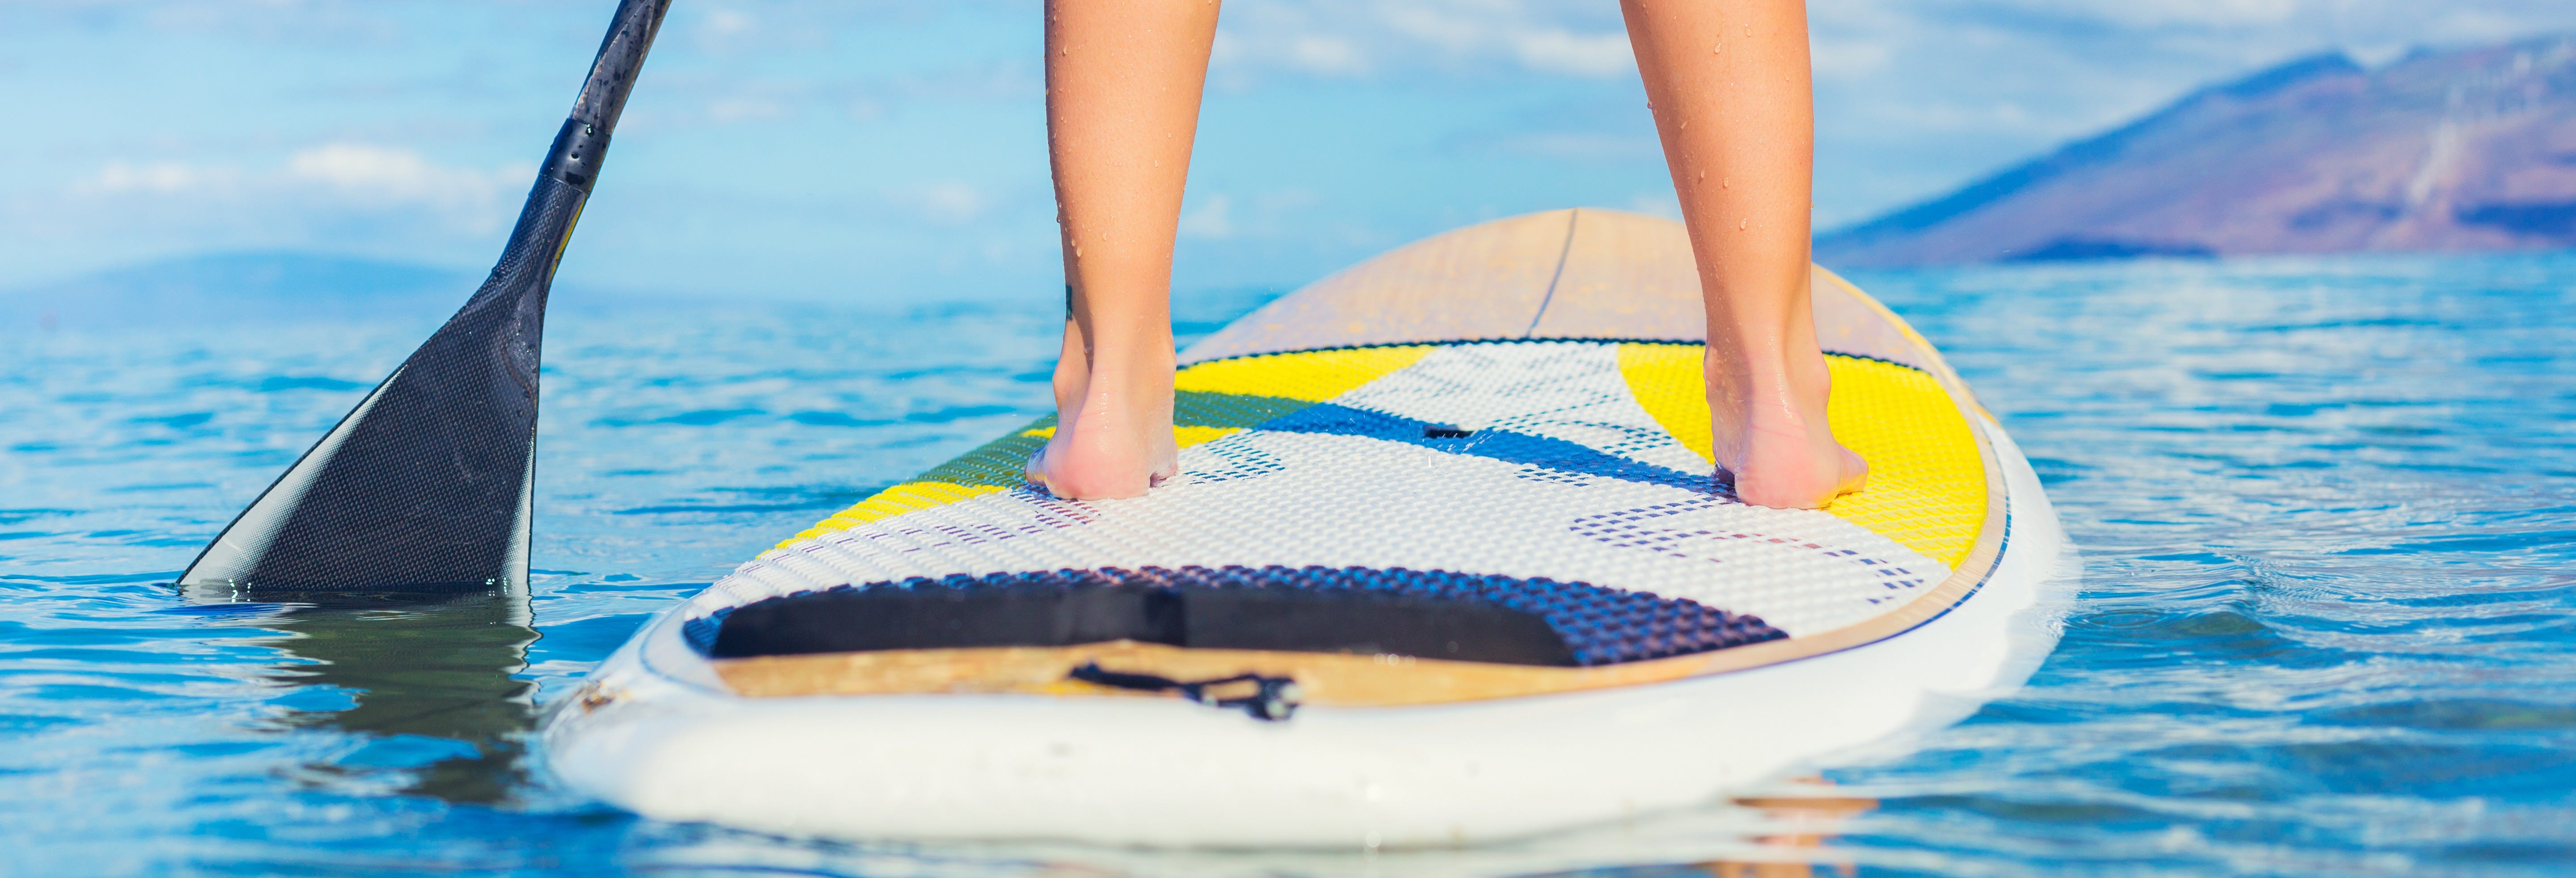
[684, 332, 1987, 696]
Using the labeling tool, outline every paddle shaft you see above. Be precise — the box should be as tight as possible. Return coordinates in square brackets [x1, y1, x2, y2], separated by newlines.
[543, 0, 666, 196]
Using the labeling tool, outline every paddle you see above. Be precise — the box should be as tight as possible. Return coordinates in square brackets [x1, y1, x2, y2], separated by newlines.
[179, 0, 674, 594]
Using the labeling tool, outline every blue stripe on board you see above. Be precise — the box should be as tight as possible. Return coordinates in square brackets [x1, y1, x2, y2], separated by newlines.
[1258, 403, 1715, 491]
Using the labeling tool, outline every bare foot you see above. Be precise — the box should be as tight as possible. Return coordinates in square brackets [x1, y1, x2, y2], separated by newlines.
[1025, 342, 1177, 500]
[1030, 0, 1211, 499]
[1707, 344, 1868, 510]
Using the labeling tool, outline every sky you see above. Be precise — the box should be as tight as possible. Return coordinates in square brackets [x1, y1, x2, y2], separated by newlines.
[5, 0, 2576, 304]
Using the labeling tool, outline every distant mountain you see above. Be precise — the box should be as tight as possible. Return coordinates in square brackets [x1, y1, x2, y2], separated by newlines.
[1817, 36, 2576, 266]
[1, 252, 474, 330]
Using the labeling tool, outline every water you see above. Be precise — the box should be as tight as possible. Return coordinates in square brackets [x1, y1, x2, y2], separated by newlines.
[2, 253, 2572, 876]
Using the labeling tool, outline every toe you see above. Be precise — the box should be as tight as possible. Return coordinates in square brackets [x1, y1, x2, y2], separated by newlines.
[1836, 446, 1869, 496]
[1022, 444, 1059, 496]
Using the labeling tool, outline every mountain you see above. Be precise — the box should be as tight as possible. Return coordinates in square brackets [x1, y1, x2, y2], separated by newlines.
[1816, 36, 2576, 266]
[1, 252, 475, 330]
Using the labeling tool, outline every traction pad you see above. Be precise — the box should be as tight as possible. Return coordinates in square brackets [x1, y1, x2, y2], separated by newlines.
[698, 565, 1789, 667]
[688, 340, 1983, 667]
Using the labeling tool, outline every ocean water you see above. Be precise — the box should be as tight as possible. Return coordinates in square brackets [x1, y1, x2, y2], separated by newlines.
[2, 252, 2572, 876]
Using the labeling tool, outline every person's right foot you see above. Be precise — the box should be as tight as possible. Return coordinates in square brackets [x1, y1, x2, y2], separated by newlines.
[1706, 344, 1868, 510]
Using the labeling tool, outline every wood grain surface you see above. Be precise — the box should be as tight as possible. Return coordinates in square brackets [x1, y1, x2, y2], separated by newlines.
[1183, 207, 1937, 375]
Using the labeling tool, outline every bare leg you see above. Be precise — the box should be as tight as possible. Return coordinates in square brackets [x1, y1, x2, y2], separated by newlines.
[1622, 0, 1865, 509]
[1026, 0, 1219, 499]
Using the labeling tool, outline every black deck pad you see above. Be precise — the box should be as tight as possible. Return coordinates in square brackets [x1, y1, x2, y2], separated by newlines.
[700, 565, 1788, 667]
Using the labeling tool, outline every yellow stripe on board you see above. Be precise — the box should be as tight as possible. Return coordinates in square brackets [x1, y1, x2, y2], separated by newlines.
[1620, 344, 1718, 464]
[1175, 345, 1435, 401]
[786, 346, 1435, 545]
[1617, 343, 1987, 567]
[791, 481, 1007, 543]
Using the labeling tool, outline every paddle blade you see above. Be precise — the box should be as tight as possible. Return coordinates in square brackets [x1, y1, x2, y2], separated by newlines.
[182, 185, 576, 592]
[180, 0, 670, 594]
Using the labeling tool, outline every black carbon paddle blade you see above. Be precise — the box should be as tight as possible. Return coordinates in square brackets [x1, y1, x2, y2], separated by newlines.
[180, 0, 672, 594]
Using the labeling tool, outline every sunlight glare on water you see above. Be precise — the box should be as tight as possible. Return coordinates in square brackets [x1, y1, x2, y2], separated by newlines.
[0, 254, 2571, 876]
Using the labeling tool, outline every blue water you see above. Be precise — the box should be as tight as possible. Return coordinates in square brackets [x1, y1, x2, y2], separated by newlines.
[3, 253, 2572, 876]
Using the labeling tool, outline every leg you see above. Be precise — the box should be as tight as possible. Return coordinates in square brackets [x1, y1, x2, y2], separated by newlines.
[1621, 0, 1865, 509]
[1028, 0, 1220, 499]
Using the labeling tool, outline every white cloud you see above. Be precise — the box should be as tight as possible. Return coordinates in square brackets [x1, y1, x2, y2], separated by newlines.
[704, 95, 792, 124]
[1489, 131, 1654, 160]
[902, 182, 987, 225]
[84, 160, 229, 195]
[703, 7, 757, 39]
[1285, 35, 1369, 76]
[8, 0, 408, 46]
[1212, 0, 2576, 94]
[621, 61, 1035, 132]
[285, 144, 525, 221]
[1216, 0, 1633, 81]
[1179, 193, 1234, 239]
[1971, 0, 2303, 29]
[1809, 36, 1895, 80]
[1511, 28, 1631, 76]
[615, 73, 826, 130]
[68, 144, 531, 236]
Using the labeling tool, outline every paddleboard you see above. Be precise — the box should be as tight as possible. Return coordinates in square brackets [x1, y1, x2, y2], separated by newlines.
[543, 208, 2074, 848]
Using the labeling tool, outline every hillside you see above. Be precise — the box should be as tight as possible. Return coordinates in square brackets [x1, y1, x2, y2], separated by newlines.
[0, 253, 698, 331]
[1816, 36, 2576, 266]
[0, 252, 471, 330]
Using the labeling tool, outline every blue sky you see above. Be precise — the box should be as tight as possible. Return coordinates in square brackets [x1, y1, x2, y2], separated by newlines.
[6, 0, 2575, 304]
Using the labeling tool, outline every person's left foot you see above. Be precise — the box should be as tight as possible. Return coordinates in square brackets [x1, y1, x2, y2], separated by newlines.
[1025, 344, 1177, 500]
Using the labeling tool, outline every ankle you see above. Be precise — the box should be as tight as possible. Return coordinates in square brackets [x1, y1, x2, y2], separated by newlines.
[1085, 345, 1176, 399]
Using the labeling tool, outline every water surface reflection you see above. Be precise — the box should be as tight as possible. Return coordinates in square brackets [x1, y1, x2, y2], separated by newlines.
[235, 592, 538, 805]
